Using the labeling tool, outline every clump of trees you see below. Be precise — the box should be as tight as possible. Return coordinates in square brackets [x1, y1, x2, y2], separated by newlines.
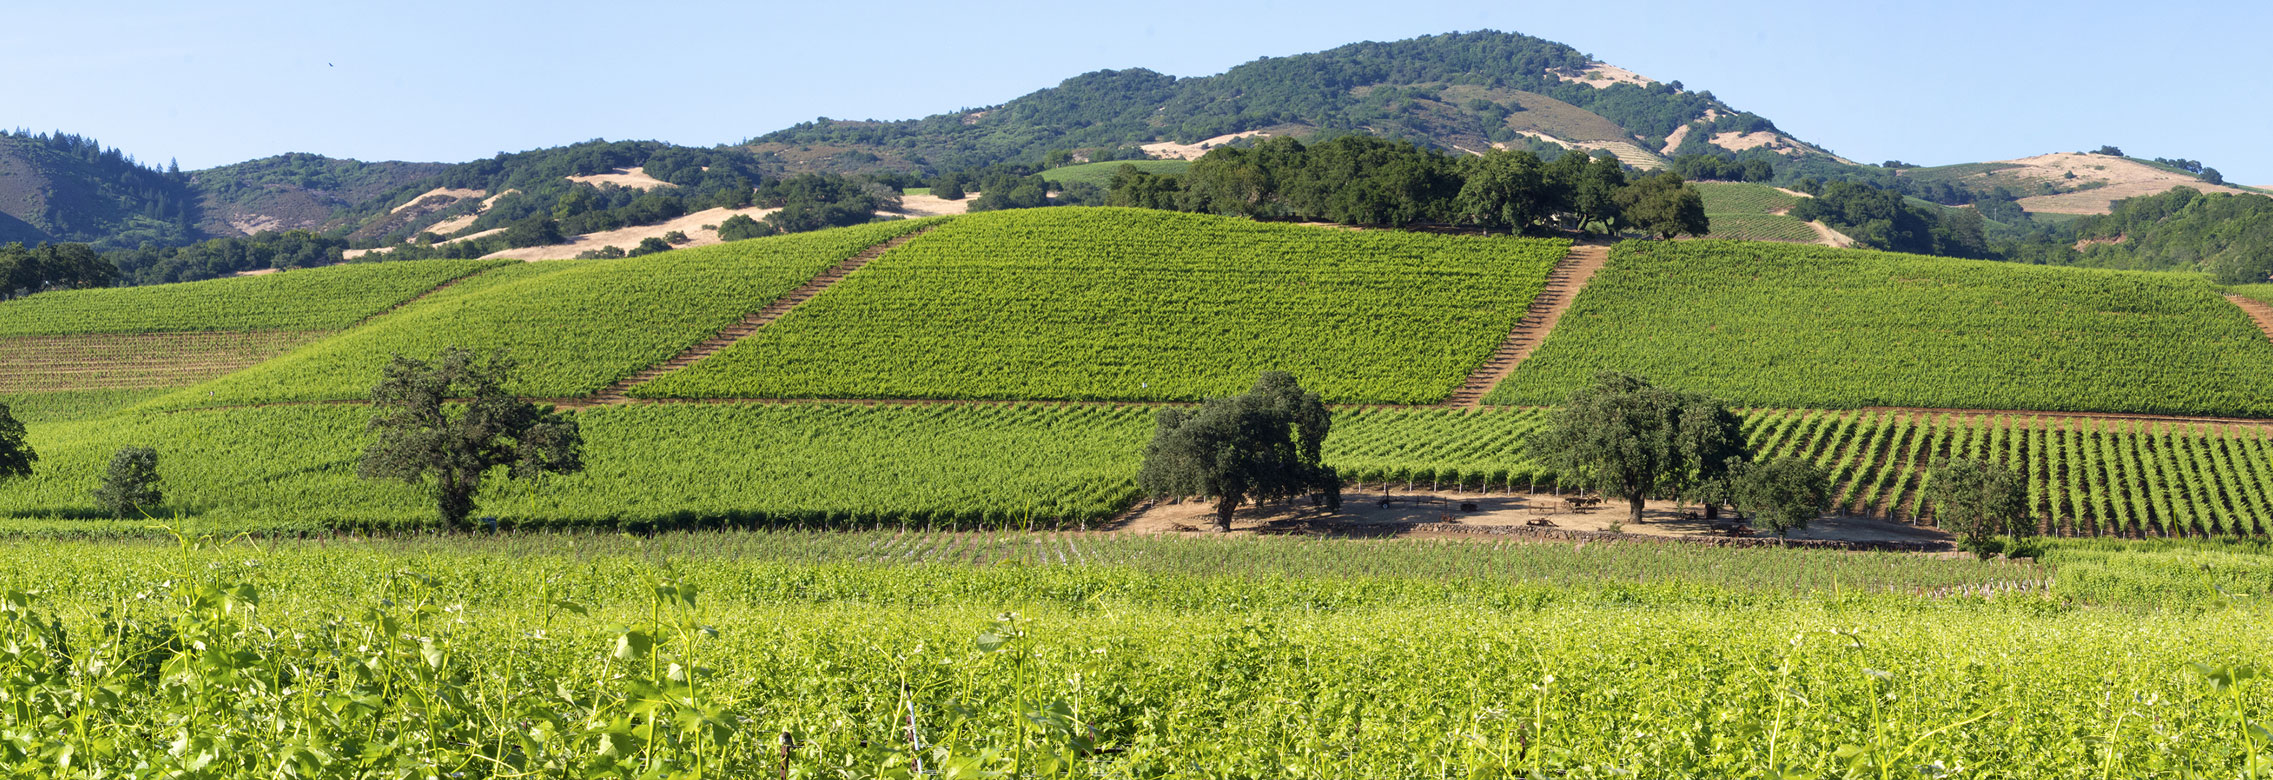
[1924, 458, 2033, 558]
[761, 174, 898, 234]
[92, 446, 162, 518]
[103, 231, 343, 286]
[2, 242, 116, 298]
[1137, 372, 1342, 532]
[716, 214, 774, 241]
[1530, 372, 1830, 532]
[1528, 372, 1746, 527]
[358, 348, 584, 529]
[1106, 135, 1709, 237]
[1789, 181, 1991, 258]
[0, 401, 33, 485]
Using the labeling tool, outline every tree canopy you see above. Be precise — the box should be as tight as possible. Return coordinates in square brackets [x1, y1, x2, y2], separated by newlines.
[358, 348, 584, 528]
[1112, 136, 1708, 235]
[1729, 457, 1832, 537]
[1924, 458, 2031, 558]
[1136, 372, 1341, 532]
[0, 401, 33, 485]
[1527, 372, 1747, 526]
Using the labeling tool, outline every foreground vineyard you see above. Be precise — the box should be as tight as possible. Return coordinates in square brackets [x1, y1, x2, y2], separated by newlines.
[635, 208, 1570, 403]
[1489, 240, 2273, 415]
[13, 403, 2273, 537]
[0, 533, 2263, 777]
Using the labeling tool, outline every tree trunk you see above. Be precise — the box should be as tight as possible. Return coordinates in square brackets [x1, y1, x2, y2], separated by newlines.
[1703, 502, 1720, 520]
[1628, 495, 1646, 526]
[1214, 495, 1238, 533]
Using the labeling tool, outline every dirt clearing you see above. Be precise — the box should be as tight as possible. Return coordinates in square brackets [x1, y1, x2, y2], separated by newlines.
[1117, 489, 1950, 547]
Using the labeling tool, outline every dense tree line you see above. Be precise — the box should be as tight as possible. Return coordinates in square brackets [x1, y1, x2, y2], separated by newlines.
[0, 242, 116, 299]
[2062, 187, 2273, 281]
[1104, 135, 1707, 237]
[1788, 181, 1991, 258]
[0, 130, 198, 248]
[104, 230, 347, 285]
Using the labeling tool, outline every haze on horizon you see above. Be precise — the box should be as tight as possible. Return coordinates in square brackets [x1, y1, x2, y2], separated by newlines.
[5, 0, 2268, 182]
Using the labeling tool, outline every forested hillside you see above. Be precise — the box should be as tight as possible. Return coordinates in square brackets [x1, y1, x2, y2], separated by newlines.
[0, 131, 198, 248]
[751, 30, 1838, 175]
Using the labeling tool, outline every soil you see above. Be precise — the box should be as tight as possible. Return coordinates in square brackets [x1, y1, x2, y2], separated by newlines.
[565, 167, 674, 191]
[1557, 63, 1653, 89]
[895, 193, 974, 217]
[1141, 131, 1273, 161]
[1660, 124, 1690, 155]
[1989, 153, 2254, 215]
[1114, 488, 1951, 546]
[1443, 243, 1610, 406]
[389, 187, 482, 215]
[481, 206, 780, 261]
[1711, 131, 1799, 155]
[1806, 220, 1856, 248]
[2223, 294, 2273, 345]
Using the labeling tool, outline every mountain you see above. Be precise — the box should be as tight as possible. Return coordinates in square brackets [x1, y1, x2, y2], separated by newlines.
[188, 153, 450, 237]
[0, 131, 197, 248]
[749, 30, 1850, 176]
[8, 30, 2249, 255]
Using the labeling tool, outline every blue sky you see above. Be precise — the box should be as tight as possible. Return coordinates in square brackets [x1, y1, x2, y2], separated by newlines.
[5, 0, 2268, 183]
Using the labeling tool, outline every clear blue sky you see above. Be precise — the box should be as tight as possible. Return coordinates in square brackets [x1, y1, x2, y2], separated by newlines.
[5, 0, 2268, 183]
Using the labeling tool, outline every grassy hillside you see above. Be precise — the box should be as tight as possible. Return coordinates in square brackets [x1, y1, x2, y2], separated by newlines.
[1039, 159, 1189, 187]
[0, 258, 504, 336]
[153, 220, 936, 407]
[1488, 240, 2273, 416]
[1692, 182, 1819, 243]
[633, 208, 1569, 404]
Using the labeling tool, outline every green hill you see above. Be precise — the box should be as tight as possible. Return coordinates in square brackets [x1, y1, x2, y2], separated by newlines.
[752, 30, 1841, 175]
[10, 202, 2273, 538]
[633, 208, 1569, 404]
[151, 220, 934, 408]
[1487, 240, 2273, 416]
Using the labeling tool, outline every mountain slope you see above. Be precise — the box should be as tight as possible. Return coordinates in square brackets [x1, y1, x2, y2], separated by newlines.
[189, 153, 451, 237]
[0, 131, 197, 248]
[750, 30, 1842, 175]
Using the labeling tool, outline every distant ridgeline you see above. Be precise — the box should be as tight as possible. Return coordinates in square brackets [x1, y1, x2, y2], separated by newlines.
[753, 31, 1780, 173]
[0, 130, 198, 249]
[3, 30, 2264, 286]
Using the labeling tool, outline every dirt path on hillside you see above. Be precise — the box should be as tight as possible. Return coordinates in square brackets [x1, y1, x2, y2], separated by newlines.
[2225, 293, 2273, 340]
[1114, 488, 1951, 549]
[1442, 242, 1611, 407]
[580, 226, 938, 404]
[350, 266, 504, 327]
[1806, 220, 1855, 248]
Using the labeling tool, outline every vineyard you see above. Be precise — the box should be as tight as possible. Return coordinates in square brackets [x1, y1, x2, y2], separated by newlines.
[0, 258, 505, 336]
[1699, 213, 1822, 242]
[634, 208, 1570, 403]
[0, 403, 1153, 535]
[147, 220, 939, 408]
[0, 330, 327, 394]
[1488, 240, 2273, 415]
[0, 533, 2265, 777]
[15, 400, 2273, 537]
[1693, 181, 1803, 215]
